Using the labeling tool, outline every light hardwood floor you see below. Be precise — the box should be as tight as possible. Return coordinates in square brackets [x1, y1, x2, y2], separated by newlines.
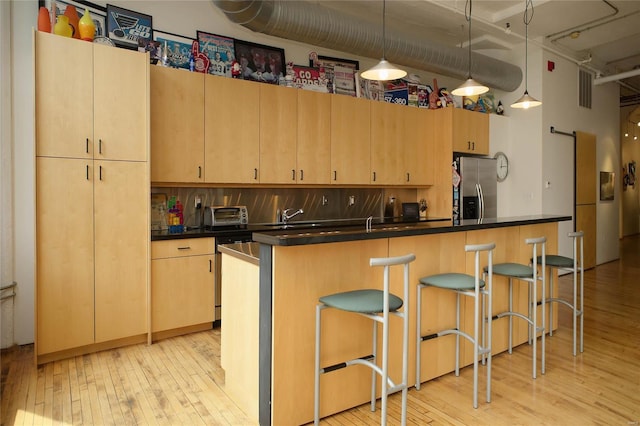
[2, 235, 640, 425]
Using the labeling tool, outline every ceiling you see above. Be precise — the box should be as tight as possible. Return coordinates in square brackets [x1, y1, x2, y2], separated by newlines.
[319, 0, 640, 106]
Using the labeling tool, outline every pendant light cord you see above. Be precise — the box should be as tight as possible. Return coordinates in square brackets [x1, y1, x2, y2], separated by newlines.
[523, 0, 534, 91]
[465, 0, 472, 78]
[382, 0, 387, 59]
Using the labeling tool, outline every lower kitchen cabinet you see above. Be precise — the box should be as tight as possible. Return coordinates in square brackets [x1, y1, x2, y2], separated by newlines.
[36, 157, 149, 363]
[151, 238, 215, 338]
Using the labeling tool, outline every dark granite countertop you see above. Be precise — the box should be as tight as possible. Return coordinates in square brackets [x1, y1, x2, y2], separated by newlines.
[252, 215, 572, 246]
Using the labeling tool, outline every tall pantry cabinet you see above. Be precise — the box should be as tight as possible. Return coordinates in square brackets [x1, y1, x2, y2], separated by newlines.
[34, 32, 150, 364]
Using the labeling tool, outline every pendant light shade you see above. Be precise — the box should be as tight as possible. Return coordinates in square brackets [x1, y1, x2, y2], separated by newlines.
[511, 90, 542, 109]
[451, 77, 489, 97]
[452, 0, 489, 97]
[360, 0, 406, 81]
[511, 0, 541, 109]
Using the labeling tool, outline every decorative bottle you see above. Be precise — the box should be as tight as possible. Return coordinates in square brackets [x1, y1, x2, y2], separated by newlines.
[53, 15, 73, 38]
[63, 5, 80, 39]
[37, 7, 51, 33]
[78, 8, 96, 42]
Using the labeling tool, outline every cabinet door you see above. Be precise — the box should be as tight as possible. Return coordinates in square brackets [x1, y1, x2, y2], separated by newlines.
[260, 84, 298, 184]
[150, 67, 205, 182]
[405, 107, 434, 185]
[452, 108, 489, 155]
[35, 32, 93, 159]
[93, 43, 148, 162]
[371, 102, 404, 184]
[297, 90, 331, 184]
[36, 157, 95, 355]
[204, 76, 260, 183]
[331, 96, 370, 184]
[94, 160, 148, 342]
[151, 254, 215, 332]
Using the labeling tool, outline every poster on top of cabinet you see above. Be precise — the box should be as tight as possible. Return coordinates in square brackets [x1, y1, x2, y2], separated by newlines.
[106, 4, 152, 50]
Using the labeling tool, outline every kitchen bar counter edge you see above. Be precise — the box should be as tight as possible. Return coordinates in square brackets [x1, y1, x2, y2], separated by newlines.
[253, 215, 572, 246]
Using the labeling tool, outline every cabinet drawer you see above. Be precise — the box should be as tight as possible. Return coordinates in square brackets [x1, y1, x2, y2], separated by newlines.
[151, 238, 214, 259]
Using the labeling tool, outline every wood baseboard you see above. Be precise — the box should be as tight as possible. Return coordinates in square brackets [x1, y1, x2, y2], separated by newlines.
[36, 334, 147, 366]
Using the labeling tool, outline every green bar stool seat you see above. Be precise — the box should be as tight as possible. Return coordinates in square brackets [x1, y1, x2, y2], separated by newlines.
[314, 253, 416, 426]
[485, 236, 546, 379]
[536, 231, 584, 356]
[416, 243, 495, 409]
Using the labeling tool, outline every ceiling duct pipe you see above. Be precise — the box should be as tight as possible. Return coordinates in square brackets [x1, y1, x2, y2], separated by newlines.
[212, 0, 523, 92]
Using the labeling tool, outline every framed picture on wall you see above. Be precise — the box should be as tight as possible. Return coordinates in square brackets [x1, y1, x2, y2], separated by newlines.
[197, 31, 235, 78]
[233, 39, 285, 84]
[106, 4, 152, 50]
[153, 30, 194, 70]
[40, 0, 107, 38]
[600, 171, 615, 201]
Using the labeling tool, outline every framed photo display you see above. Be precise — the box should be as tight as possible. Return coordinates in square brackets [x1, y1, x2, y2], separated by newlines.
[309, 53, 359, 96]
[106, 4, 152, 50]
[40, 0, 106, 38]
[153, 30, 194, 70]
[234, 39, 285, 84]
[197, 31, 235, 78]
[600, 171, 615, 201]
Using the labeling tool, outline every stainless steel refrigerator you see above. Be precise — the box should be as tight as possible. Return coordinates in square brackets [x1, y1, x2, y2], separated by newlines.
[453, 156, 497, 223]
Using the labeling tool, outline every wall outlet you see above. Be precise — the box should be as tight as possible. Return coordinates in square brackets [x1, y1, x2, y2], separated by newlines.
[322, 195, 328, 206]
[348, 195, 355, 206]
[195, 195, 202, 209]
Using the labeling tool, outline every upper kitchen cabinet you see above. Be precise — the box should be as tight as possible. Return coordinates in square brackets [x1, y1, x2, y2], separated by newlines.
[405, 107, 435, 185]
[331, 95, 370, 185]
[36, 32, 147, 161]
[371, 101, 405, 185]
[259, 84, 298, 184]
[36, 32, 92, 159]
[296, 90, 331, 184]
[93, 43, 148, 161]
[204, 75, 260, 183]
[150, 66, 204, 182]
[434, 107, 489, 155]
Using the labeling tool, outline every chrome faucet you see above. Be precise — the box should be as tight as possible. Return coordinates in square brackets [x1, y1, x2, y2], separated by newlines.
[282, 208, 304, 225]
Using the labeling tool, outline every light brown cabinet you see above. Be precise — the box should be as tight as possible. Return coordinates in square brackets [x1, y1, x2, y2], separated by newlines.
[35, 31, 149, 363]
[150, 66, 204, 182]
[296, 90, 332, 184]
[434, 107, 489, 155]
[204, 74, 260, 183]
[259, 84, 298, 183]
[405, 107, 435, 185]
[151, 238, 215, 336]
[371, 101, 405, 184]
[331, 95, 371, 184]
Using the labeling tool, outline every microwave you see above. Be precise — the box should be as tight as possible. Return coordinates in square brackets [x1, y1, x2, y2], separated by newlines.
[204, 206, 249, 227]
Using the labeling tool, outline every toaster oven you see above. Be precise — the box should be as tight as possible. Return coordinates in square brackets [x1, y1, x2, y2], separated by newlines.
[204, 205, 249, 228]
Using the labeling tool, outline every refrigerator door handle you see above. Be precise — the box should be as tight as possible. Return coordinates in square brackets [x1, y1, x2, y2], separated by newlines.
[477, 183, 485, 219]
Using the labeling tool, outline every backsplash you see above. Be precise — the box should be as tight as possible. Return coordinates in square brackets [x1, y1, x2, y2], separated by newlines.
[151, 187, 418, 228]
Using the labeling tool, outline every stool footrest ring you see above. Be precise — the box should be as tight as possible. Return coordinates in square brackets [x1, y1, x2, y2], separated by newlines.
[321, 354, 374, 374]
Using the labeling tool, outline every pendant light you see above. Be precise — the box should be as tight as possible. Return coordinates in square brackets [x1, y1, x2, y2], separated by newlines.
[511, 0, 542, 109]
[360, 0, 407, 81]
[451, 0, 489, 97]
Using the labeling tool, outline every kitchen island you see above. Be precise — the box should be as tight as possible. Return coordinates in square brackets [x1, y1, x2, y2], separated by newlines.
[223, 215, 571, 425]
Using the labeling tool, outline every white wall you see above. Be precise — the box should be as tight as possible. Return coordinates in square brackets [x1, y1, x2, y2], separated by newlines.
[540, 50, 620, 265]
[7, 0, 621, 346]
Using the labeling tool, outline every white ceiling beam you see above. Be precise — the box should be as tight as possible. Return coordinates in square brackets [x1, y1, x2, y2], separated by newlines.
[594, 68, 640, 85]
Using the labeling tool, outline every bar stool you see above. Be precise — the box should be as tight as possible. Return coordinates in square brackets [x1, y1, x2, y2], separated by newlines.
[485, 236, 546, 379]
[537, 231, 584, 356]
[415, 243, 495, 409]
[314, 253, 415, 426]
